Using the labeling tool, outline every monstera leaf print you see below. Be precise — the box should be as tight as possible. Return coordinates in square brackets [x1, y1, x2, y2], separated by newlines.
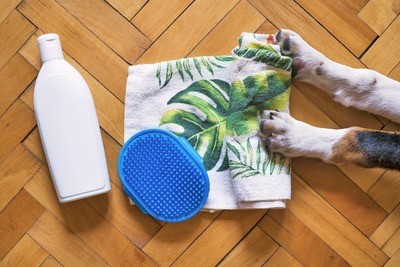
[160, 79, 230, 171]
[156, 56, 234, 88]
[227, 71, 291, 136]
[160, 70, 291, 172]
[233, 42, 292, 71]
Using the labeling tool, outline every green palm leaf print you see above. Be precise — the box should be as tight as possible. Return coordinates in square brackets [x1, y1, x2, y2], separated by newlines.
[227, 71, 291, 136]
[227, 138, 290, 178]
[160, 79, 230, 171]
[156, 56, 233, 87]
[160, 70, 291, 172]
[233, 42, 292, 71]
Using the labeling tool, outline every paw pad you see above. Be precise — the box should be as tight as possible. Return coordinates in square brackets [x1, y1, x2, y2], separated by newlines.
[282, 37, 291, 52]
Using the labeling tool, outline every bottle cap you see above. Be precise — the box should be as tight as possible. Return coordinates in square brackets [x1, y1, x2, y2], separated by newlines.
[37, 33, 64, 63]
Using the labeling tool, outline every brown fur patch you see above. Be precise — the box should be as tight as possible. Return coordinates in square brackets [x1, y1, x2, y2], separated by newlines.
[331, 128, 400, 169]
[330, 127, 368, 165]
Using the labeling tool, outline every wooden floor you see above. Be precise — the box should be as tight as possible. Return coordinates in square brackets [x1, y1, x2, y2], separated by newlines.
[1, 0, 400, 266]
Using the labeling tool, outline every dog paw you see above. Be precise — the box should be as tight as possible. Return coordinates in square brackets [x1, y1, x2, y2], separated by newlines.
[276, 29, 327, 81]
[276, 29, 303, 55]
[259, 111, 338, 160]
[259, 111, 302, 157]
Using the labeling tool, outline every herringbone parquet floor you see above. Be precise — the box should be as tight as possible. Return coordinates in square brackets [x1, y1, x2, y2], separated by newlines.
[1, 0, 399, 266]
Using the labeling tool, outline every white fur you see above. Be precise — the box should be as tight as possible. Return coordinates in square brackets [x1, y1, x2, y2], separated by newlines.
[259, 30, 400, 162]
[278, 29, 400, 123]
[260, 111, 348, 162]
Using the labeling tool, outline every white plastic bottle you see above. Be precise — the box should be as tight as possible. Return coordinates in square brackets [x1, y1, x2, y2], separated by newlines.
[35, 33, 111, 203]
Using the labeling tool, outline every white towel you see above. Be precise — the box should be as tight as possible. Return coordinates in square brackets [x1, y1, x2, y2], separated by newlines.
[226, 135, 291, 207]
[125, 33, 292, 210]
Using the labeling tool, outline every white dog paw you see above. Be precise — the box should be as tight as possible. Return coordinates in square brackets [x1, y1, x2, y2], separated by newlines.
[259, 111, 305, 157]
[259, 110, 346, 161]
[276, 29, 327, 81]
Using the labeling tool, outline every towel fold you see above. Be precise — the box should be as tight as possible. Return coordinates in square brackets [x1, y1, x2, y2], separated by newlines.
[125, 32, 292, 210]
[227, 135, 291, 205]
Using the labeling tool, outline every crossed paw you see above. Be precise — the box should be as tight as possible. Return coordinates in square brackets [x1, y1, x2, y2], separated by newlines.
[276, 29, 327, 81]
[260, 111, 301, 157]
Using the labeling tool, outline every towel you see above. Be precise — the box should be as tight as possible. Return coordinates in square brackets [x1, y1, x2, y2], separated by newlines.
[125, 33, 292, 210]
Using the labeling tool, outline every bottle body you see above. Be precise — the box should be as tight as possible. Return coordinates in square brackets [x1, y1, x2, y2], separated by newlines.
[35, 37, 110, 203]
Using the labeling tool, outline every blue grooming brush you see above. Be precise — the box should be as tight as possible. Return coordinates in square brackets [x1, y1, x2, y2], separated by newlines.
[118, 128, 209, 222]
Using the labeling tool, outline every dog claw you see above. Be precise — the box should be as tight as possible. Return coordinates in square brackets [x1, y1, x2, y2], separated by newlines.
[276, 30, 283, 42]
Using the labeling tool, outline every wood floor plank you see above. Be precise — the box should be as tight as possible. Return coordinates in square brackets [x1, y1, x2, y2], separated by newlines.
[0, 189, 45, 260]
[290, 86, 385, 192]
[24, 166, 156, 266]
[294, 81, 384, 130]
[256, 20, 279, 34]
[1, 0, 399, 265]
[0, 99, 36, 167]
[172, 210, 265, 267]
[287, 173, 388, 266]
[249, 0, 384, 130]
[0, 234, 48, 267]
[375, 114, 391, 127]
[22, 127, 45, 162]
[100, 130, 123, 188]
[338, 0, 368, 13]
[369, 170, 400, 213]
[292, 158, 387, 236]
[39, 256, 61, 267]
[336, 163, 386, 192]
[21, 126, 159, 249]
[383, 121, 400, 132]
[94, 129, 125, 188]
[389, 62, 400, 80]
[249, 0, 364, 68]
[0, 53, 36, 117]
[383, 228, 400, 257]
[18, 30, 43, 70]
[362, 15, 400, 75]
[370, 204, 400, 248]
[259, 209, 349, 266]
[136, 0, 239, 63]
[263, 247, 302, 267]
[219, 226, 279, 267]
[385, 248, 400, 267]
[106, 0, 147, 20]
[18, 0, 129, 102]
[290, 86, 338, 128]
[189, 0, 265, 57]
[295, 0, 376, 57]
[142, 211, 220, 267]
[85, 183, 162, 249]
[19, 30, 124, 143]
[56, 0, 150, 64]
[0, 10, 35, 70]
[358, 0, 400, 35]
[0, 0, 22, 24]
[28, 211, 108, 266]
[0, 145, 42, 212]
[132, 0, 194, 42]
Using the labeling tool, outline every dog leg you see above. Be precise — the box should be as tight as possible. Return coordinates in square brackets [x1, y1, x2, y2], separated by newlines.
[260, 111, 400, 170]
[276, 29, 400, 123]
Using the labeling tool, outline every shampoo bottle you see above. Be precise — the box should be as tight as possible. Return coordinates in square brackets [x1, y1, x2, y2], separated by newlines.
[35, 33, 111, 203]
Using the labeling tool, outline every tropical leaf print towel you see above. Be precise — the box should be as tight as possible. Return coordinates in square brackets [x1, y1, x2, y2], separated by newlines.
[124, 32, 292, 210]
